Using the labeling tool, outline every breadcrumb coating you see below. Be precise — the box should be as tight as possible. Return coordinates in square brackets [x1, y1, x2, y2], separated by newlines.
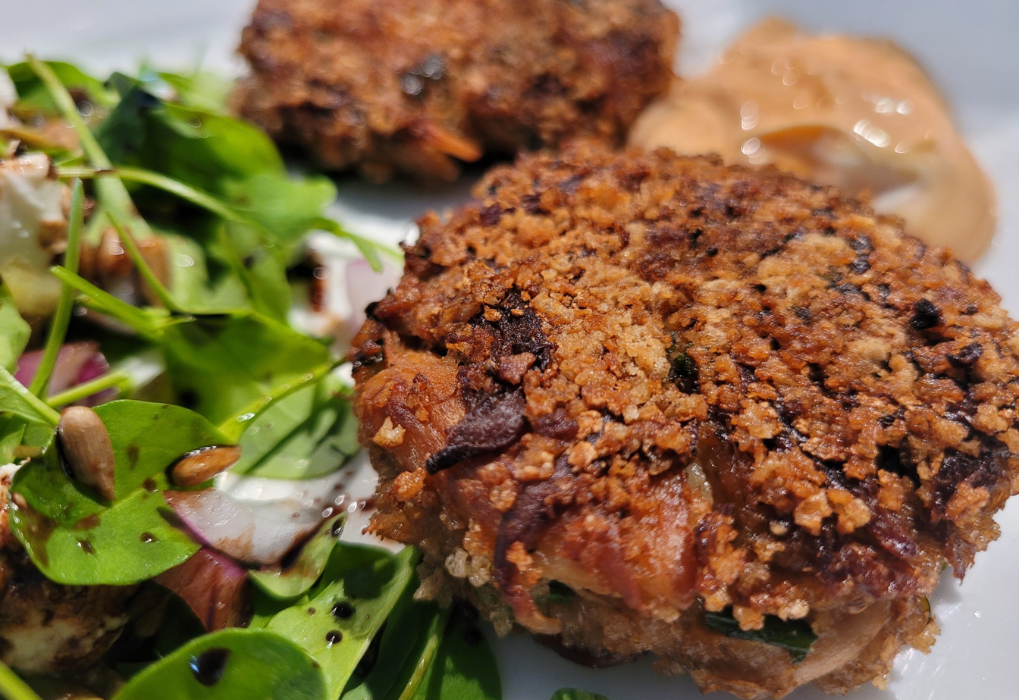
[353, 146, 1019, 697]
[235, 0, 678, 182]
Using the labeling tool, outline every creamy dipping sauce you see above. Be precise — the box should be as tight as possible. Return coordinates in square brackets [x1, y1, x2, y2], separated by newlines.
[630, 19, 996, 263]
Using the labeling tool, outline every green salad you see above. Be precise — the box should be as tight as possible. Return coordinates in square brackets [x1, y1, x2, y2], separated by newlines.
[0, 57, 508, 700]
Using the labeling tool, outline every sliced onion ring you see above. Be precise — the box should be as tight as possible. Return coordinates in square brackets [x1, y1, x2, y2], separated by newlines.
[15, 342, 111, 404]
[154, 548, 249, 631]
[165, 489, 324, 566]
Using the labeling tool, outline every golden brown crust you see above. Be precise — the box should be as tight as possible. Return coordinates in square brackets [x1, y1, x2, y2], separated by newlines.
[235, 0, 679, 182]
[353, 146, 1019, 696]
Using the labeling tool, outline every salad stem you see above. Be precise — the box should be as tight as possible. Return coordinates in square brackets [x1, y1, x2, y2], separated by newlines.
[0, 662, 44, 700]
[106, 210, 181, 311]
[59, 165, 245, 224]
[29, 179, 84, 398]
[397, 606, 453, 700]
[48, 266, 167, 341]
[26, 56, 149, 236]
[57, 166, 404, 270]
[46, 370, 132, 408]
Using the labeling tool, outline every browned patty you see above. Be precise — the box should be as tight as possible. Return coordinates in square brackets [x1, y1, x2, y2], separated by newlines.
[234, 0, 679, 182]
[351, 145, 1019, 698]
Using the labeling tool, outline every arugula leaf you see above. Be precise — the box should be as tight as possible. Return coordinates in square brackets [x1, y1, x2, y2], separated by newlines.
[157, 71, 233, 112]
[406, 606, 502, 700]
[550, 690, 610, 700]
[160, 230, 253, 313]
[387, 603, 499, 700]
[93, 83, 156, 165]
[94, 88, 282, 197]
[49, 265, 170, 339]
[161, 310, 331, 425]
[703, 608, 816, 663]
[214, 220, 292, 322]
[50, 264, 331, 429]
[113, 628, 328, 700]
[0, 417, 28, 464]
[223, 173, 338, 244]
[231, 380, 359, 480]
[5, 60, 116, 114]
[0, 277, 30, 373]
[26, 56, 149, 236]
[339, 589, 434, 700]
[250, 513, 346, 601]
[0, 366, 60, 427]
[9, 400, 228, 585]
[263, 544, 417, 699]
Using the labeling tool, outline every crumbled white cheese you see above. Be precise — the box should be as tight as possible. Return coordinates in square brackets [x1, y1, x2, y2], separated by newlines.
[0, 153, 66, 317]
[0, 462, 22, 484]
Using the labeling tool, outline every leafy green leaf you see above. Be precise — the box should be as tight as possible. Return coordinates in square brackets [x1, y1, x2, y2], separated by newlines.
[161, 311, 331, 425]
[265, 544, 417, 699]
[93, 84, 156, 165]
[157, 71, 233, 112]
[11, 485, 200, 586]
[113, 628, 329, 700]
[5, 60, 116, 114]
[250, 513, 346, 601]
[213, 221, 292, 321]
[703, 608, 817, 663]
[231, 380, 359, 480]
[223, 173, 338, 244]
[9, 400, 227, 585]
[0, 366, 60, 427]
[0, 416, 28, 464]
[161, 231, 251, 313]
[339, 589, 434, 700]
[408, 607, 502, 700]
[0, 277, 30, 373]
[94, 89, 282, 197]
[550, 690, 610, 700]
[49, 265, 170, 339]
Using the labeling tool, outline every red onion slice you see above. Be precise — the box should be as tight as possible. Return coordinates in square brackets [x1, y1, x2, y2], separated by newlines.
[15, 342, 112, 405]
[165, 489, 324, 566]
[154, 548, 249, 631]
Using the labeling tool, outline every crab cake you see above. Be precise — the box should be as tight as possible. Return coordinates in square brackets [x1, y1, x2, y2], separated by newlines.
[351, 145, 1019, 698]
[234, 0, 679, 183]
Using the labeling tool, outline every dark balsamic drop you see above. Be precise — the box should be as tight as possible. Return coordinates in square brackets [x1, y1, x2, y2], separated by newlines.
[189, 648, 231, 686]
[140, 532, 156, 543]
[331, 602, 355, 620]
[325, 630, 343, 647]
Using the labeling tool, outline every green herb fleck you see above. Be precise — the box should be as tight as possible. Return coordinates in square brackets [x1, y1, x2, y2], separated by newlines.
[704, 608, 816, 663]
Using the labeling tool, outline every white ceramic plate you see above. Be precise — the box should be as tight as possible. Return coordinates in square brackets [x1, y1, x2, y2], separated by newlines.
[3, 2, 1018, 698]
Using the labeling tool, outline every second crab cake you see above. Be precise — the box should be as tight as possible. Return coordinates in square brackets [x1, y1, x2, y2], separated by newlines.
[235, 0, 679, 182]
[352, 145, 1019, 698]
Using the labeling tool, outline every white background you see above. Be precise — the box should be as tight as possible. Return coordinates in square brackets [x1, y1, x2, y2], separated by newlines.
[2, 2, 1018, 699]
